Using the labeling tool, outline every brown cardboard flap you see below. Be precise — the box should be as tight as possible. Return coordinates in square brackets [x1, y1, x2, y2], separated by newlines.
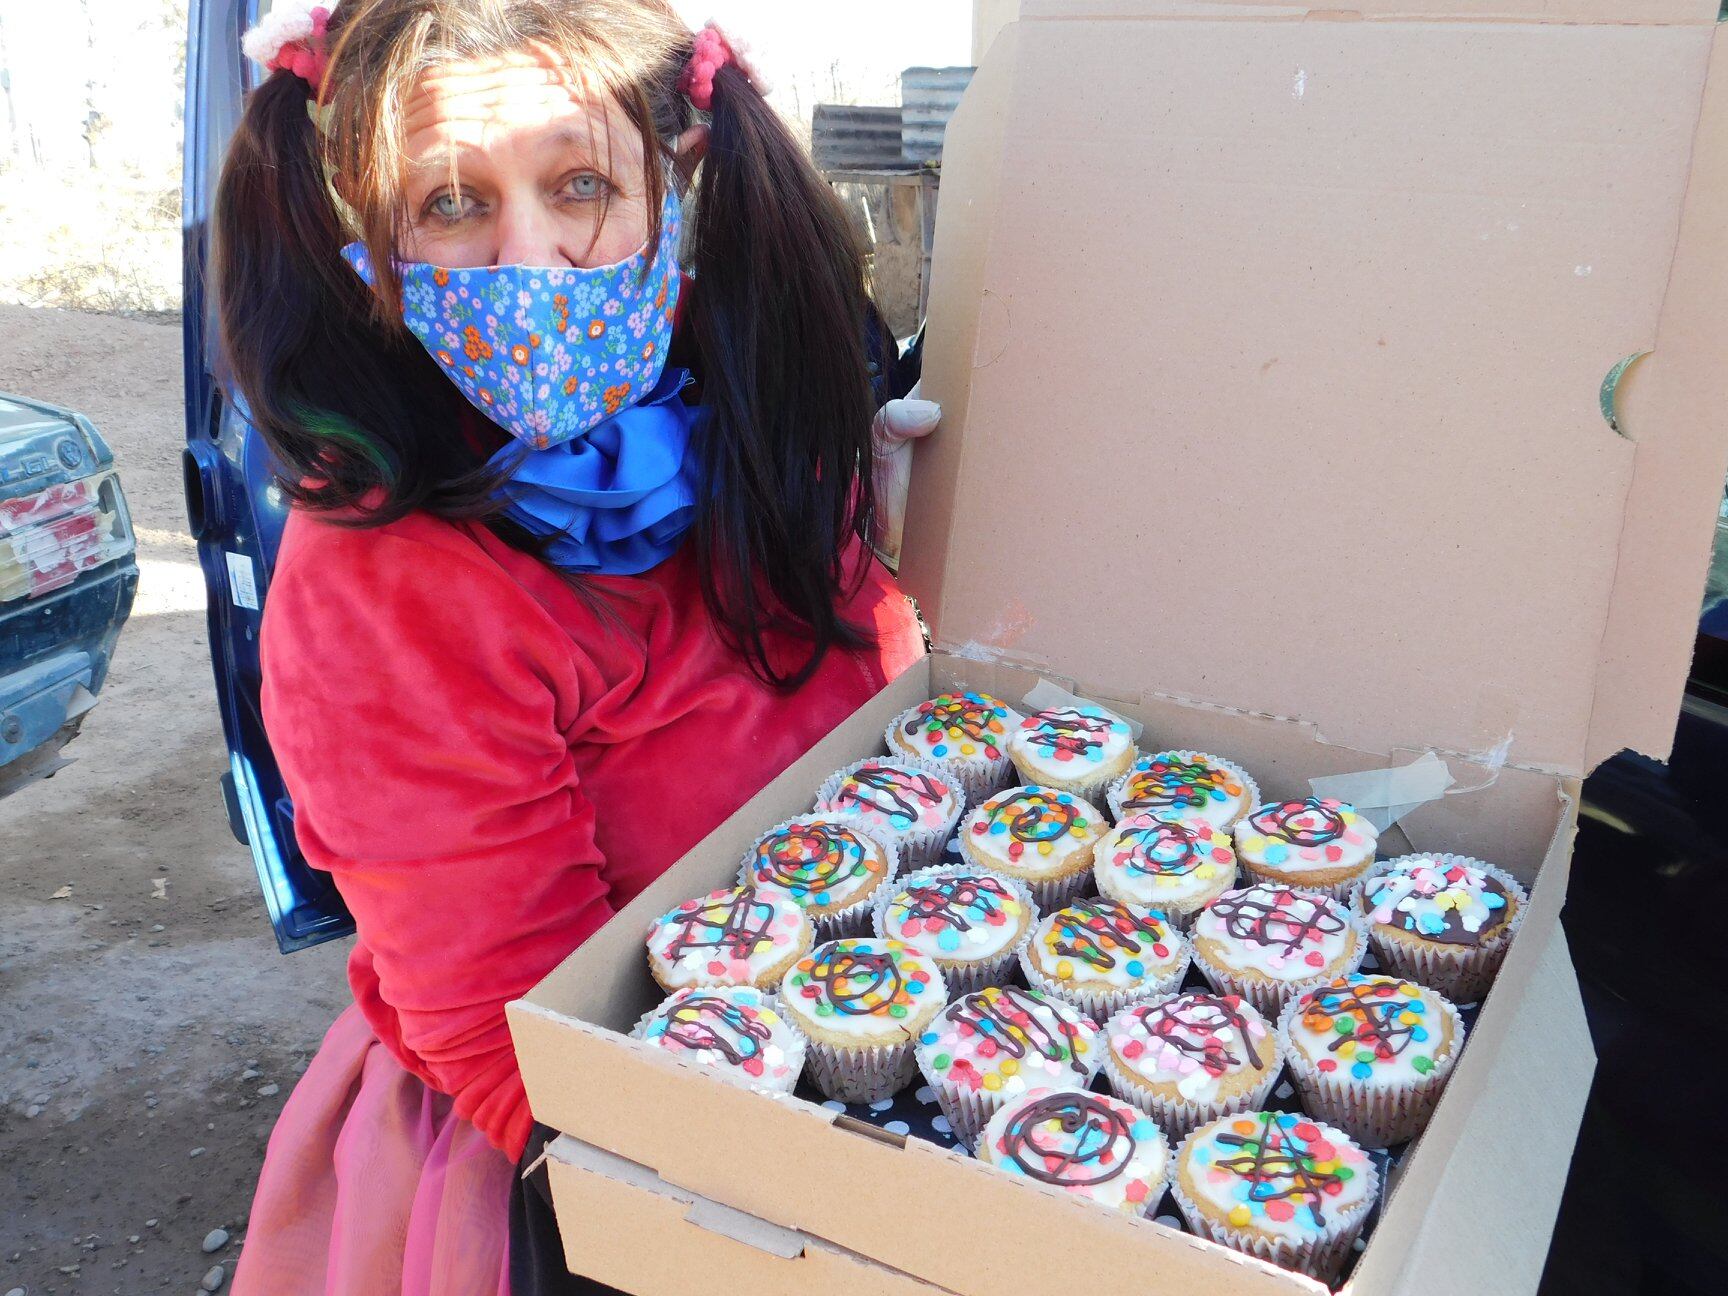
[904, 14, 1727, 774]
[1017, 0, 1720, 23]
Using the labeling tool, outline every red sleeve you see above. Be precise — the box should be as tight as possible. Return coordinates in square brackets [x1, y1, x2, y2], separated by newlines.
[260, 518, 612, 1158]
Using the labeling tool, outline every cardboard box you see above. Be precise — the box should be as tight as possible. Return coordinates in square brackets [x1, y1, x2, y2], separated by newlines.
[510, 1, 1728, 1291]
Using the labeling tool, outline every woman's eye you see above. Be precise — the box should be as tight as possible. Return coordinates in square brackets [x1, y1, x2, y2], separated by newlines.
[563, 172, 610, 202]
[427, 191, 478, 222]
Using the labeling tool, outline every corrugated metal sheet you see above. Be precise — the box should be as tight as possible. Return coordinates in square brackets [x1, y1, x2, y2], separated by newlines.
[900, 66, 975, 164]
[812, 104, 905, 173]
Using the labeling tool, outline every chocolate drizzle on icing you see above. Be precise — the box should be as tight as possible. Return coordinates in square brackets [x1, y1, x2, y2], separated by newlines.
[1022, 707, 1118, 761]
[1248, 797, 1347, 847]
[1302, 979, 1424, 1061]
[947, 988, 1090, 1076]
[1139, 994, 1265, 1075]
[748, 822, 868, 894]
[904, 694, 1004, 746]
[833, 765, 948, 822]
[1116, 819, 1208, 877]
[1207, 886, 1347, 959]
[808, 947, 903, 1016]
[660, 993, 771, 1064]
[660, 891, 783, 963]
[896, 875, 1010, 931]
[1367, 860, 1512, 947]
[1048, 898, 1163, 971]
[1001, 1091, 1138, 1187]
[994, 789, 1080, 844]
[1212, 1116, 1347, 1227]
[1120, 756, 1235, 815]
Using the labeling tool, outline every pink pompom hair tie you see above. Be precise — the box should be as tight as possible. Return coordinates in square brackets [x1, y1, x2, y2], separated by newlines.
[242, 1, 339, 91]
[678, 20, 771, 112]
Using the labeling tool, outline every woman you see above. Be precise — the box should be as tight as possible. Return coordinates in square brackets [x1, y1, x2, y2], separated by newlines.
[218, 2, 934, 1291]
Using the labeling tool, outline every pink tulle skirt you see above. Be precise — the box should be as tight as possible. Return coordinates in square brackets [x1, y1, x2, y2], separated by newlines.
[233, 1005, 514, 1296]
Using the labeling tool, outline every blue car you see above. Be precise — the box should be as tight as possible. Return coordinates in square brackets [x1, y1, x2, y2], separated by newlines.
[0, 393, 137, 796]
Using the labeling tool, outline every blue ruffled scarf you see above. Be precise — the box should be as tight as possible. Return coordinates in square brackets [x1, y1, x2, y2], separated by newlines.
[487, 368, 701, 576]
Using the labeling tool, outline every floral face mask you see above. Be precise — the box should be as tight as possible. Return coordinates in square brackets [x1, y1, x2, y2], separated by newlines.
[341, 184, 684, 449]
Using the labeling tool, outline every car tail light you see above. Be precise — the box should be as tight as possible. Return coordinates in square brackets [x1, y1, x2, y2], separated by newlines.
[0, 473, 133, 603]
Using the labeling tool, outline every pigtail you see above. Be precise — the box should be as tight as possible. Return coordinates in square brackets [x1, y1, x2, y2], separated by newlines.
[685, 63, 881, 690]
[214, 71, 496, 522]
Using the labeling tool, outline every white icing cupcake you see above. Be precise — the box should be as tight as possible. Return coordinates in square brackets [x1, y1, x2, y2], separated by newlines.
[1019, 897, 1190, 1020]
[885, 691, 1019, 804]
[1093, 812, 1238, 929]
[738, 814, 897, 938]
[1006, 705, 1136, 805]
[1234, 797, 1379, 902]
[873, 865, 1036, 997]
[645, 885, 814, 992]
[978, 1087, 1170, 1216]
[632, 986, 807, 1095]
[1190, 883, 1367, 1017]
[1107, 750, 1260, 830]
[814, 756, 965, 873]
[958, 785, 1105, 911]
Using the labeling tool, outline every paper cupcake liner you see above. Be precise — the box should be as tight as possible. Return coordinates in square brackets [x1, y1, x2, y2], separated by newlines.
[1276, 990, 1465, 1150]
[1017, 942, 1192, 1023]
[647, 916, 816, 996]
[630, 991, 810, 1097]
[816, 753, 969, 873]
[1237, 860, 1376, 907]
[738, 818, 901, 943]
[1099, 1018, 1287, 1143]
[1169, 1128, 1379, 1285]
[1191, 905, 1372, 1019]
[883, 716, 1017, 808]
[1352, 855, 1530, 1005]
[1106, 750, 1261, 831]
[802, 1035, 919, 1105]
[871, 864, 1038, 997]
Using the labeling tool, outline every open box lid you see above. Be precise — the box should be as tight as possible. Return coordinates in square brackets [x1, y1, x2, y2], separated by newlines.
[900, 0, 1728, 776]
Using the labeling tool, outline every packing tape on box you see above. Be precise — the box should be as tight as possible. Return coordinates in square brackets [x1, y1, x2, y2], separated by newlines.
[1019, 678, 1145, 740]
[1308, 751, 1453, 834]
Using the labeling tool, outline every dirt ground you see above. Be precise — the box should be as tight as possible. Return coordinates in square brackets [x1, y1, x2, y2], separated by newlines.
[0, 305, 351, 1294]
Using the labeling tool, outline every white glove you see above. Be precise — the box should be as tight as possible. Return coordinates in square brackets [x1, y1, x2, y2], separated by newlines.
[870, 382, 941, 570]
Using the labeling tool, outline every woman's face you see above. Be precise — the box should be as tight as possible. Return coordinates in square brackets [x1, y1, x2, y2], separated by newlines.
[397, 48, 662, 270]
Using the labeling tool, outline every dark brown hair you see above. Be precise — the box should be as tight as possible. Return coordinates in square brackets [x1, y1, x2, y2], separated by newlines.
[215, 0, 879, 688]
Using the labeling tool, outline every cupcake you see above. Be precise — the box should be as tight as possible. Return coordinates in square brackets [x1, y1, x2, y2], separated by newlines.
[1356, 854, 1527, 1003]
[1234, 797, 1379, 902]
[1279, 974, 1464, 1149]
[874, 865, 1035, 997]
[914, 985, 1100, 1147]
[1101, 992, 1282, 1140]
[1093, 813, 1237, 929]
[815, 756, 965, 873]
[1020, 897, 1189, 1019]
[1173, 1111, 1378, 1283]
[959, 785, 1105, 910]
[738, 815, 897, 937]
[778, 937, 946, 1103]
[885, 691, 1019, 803]
[1107, 750, 1260, 830]
[978, 1088, 1170, 1216]
[645, 885, 814, 992]
[1006, 705, 1137, 805]
[1191, 883, 1366, 1017]
[632, 985, 807, 1095]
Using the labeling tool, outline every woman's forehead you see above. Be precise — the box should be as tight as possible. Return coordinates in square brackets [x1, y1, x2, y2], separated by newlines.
[401, 48, 642, 170]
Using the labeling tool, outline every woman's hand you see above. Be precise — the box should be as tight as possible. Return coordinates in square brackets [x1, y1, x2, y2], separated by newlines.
[871, 381, 941, 570]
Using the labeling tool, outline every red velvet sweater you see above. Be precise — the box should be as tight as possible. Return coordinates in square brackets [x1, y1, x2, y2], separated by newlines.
[260, 511, 925, 1158]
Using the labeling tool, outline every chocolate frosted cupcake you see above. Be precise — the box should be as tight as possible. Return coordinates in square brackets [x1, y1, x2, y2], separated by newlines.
[874, 865, 1035, 997]
[1019, 897, 1190, 1019]
[959, 785, 1105, 910]
[1107, 750, 1260, 831]
[814, 756, 965, 873]
[645, 885, 814, 992]
[633, 985, 807, 1095]
[1356, 854, 1526, 1003]
[1173, 1111, 1378, 1283]
[779, 937, 947, 1103]
[886, 691, 1019, 803]
[739, 814, 897, 938]
[1101, 992, 1281, 1140]
[1234, 797, 1379, 902]
[978, 1088, 1170, 1216]
[1279, 974, 1464, 1149]
[1006, 705, 1137, 806]
[1191, 883, 1367, 1017]
[1093, 813, 1238, 930]
[914, 985, 1100, 1147]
